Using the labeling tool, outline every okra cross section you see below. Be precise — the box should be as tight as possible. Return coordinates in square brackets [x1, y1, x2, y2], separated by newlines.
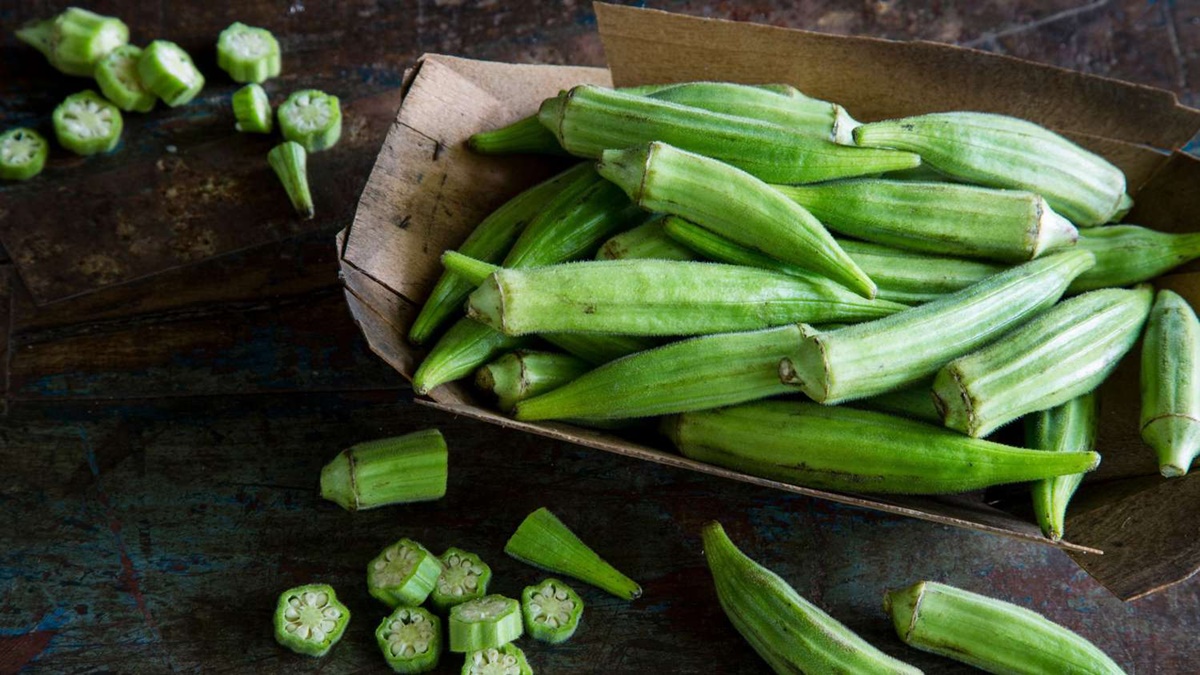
[522, 578, 584, 644]
[233, 83, 273, 134]
[274, 583, 350, 657]
[53, 90, 123, 155]
[217, 22, 282, 84]
[375, 606, 442, 674]
[461, 644, 532, 675]
[505, 507, 642, 600]
[448, 595, 523, 653]
[431, 547, 493, 612]
[278, 89, 342, 153]
[0, 128, 49, 181]
[94, 45, 156, 113]
[138, 41, 205, 107]
[368, 538, 444, 608]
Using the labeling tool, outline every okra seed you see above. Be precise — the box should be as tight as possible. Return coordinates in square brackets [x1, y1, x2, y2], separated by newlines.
[530, 584, 575, 628]
[61, 99, 115, 140]
[438, 554, 484, 597]
[469, 648, 520, 673]
[374, 544, 420, 585]
[383, 609, 436, 658]
[282, 591, 338, 642]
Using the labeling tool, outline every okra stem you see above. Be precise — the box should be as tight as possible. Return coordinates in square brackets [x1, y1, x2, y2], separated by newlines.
[441, 251, 497, 286]
[469, 115, 565, 155]
[268, 141, 314, 219]
[18, 8, 129, 77]
[505, 507, 642, 600]
[320, 430, 448, 511]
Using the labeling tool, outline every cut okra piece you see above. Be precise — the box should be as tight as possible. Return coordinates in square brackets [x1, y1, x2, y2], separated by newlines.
[0, 128, 49, 181]
[274, 583, 350, 657]
[16, 8, 129, 77]
[448, 595, 523, 653]
[278, 89, 342, 152]
[94, 45, 156, 113]
[521, 578, 583, 644]
[216, 22, 282, 84]
[268, 141, 315, 219]
[53, 91, 123, 156]
[232, 83, 273, 134]
[505, 507, 642, 601]
[320, 430, 447, 511]
[375, 606, 442, 674]
[431, 548, 493, 612]
[368, 539, 443, 608]
[138, 40, 205, 107]
[462, 644, 533, 675]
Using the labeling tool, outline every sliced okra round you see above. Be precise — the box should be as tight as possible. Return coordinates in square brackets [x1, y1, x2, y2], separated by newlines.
[273, 583, 350, 657]
[94, 45, 156, 113]
[461, 643, 532, 675]
[217, 22, 282, 84]
[431, 547, 492, 612]
[368, 538, 443, 608]
[0, 128, 49, 181]
[53, 91, 123, 156]
[278, 89, 342, 152]
[138, 40, 205, 107]
[375, 606, 441, 674]
[232, 83, 273, 134]
[521, 578, 583, 644]
[448, 594, 523, 653]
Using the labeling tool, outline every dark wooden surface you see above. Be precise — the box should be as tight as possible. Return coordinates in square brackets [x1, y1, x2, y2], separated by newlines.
[2, 1, 1198, 673]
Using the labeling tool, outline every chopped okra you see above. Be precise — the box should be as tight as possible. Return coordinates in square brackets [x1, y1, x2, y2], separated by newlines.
[217, 22, 282, 84]
[461, 644, 533, 675]
[53, 91, 123, 156]
[521, 578, 583, 644]
[94, 45, 156, 113]
[138, 40, 205, 107]
[320, 430, 447, 511]
[16, 8, 129, 77]
[278, 89, 342, 152]
[505, 507, 642, 601]
[0, 128, 49, 181]
[368, 538, 444, 608]
[448, 595, 523, 653]
[232, 83, 273, 134]
[430, 547, 492, 612]
[268, 141, 315, 219]
[273, 583, 350, 657]
[375, 606, 442, 674]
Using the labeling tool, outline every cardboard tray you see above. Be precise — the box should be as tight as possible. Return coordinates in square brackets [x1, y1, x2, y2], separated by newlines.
[338, 4, 1200, 601]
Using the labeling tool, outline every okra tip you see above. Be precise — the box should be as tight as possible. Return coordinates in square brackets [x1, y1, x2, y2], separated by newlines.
[1143, 414, 1200, 478]
[318, 452, 355, 510]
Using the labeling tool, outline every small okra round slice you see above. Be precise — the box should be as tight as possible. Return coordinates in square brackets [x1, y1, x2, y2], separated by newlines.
[217, 22, 282, 84]
[375, 606, 442, 674]
[521, 578, 583, 644]
[94, 45, 156, 113]
[233, 83, 273, 134]
[278, 89, 342, 152]
[53, 91, 123, 156]
[461, 643, 532, 675]
[138, 40, 205, 107]
[1, 128, 49, 181]
[448, 595, 523, 653]
[274, 583, 350, 657]
[431, 548, 493, 612]
[368, 538, 443, 608]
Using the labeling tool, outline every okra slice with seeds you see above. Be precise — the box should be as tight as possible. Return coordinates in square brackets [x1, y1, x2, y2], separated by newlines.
[274, 584, 350, 657]
[375, 606, 441, 674]
[268, 141, 314, 219]
[0, 128, 49, 181]
[138, 40, 205, 107]
[522, 578, 583, 644]
[16, 8, 129, 77]
[431, 548, 493, 612]
[53, 91, 123, 156]
[320, 430, 447, 511]
[278, 89, 342, 152]
[232, 83, 273, 134]
[505, 507, 641, 600]
[462, 644, 532, 675]
[1069, 225, 1200, 294]
[476, 351, 591, 414]
[448, 595, 523, 652]
[217, 22, 281, 84]
[368, 539, 444, 608]
[94, 45, 156, 113]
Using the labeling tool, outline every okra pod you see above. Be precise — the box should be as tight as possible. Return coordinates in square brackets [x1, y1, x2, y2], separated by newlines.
[375, 606, 441, 674]
[0, 128, 49, 181]
[598, 142, 877, 298]
[320, 430, 448, 511]
[476, 350, 591, 413]
[232, 83, 273, 133]
[412, 318, 530, 395]
[540, 332, 657, 366]
[16, 8, 129, 77]
[431, 548, 493, 612]
[853, 112, 1126, 226]
[1141, 289, 1200, 477]
[505, 507, 642, 600]
[521, 578, 584, 644]
[278, 89, 342, 152]
[462, 644, 532, 675]
[779, 250, 1094, 404]
[1026, 393, 1097, 540]
[933, 285, 1151, 438]
[595, 216, 696, 261]
[856, 385, 942, 424]
[775, 179, 1078, 263]
[665, 401, 1100, 494]
[703, 522, 922, 674]
[216, 22, 281, 84]
[274, 584, 350, 657]
[138, 40, 205, 107]
[469, 115, 565, 155]
[885, 581, 1126, 674]
[268, 141, 314, 219]
[448, 595, 523, 652]
[368, 539, 444, 608]
[53, 90, 123, 155]
[94, 45, 156, 113]
[1068, 225, 1200, 294]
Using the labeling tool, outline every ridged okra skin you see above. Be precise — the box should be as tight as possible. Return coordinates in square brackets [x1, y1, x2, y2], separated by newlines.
[1026, 393, 1097, 541]
[17, 8, 129, 77]
[702, 522, 922, 675]
[775, 179, 1078, 263]
[856, 385, 942, 424]
[934, 285, 1152, 438]
[885, 581, 1126, 674]
[544, 85, 919, 184]
[598, 142, 877, 298]
[1141, 289, 1200, 477]
[853, 112, 1126, 226]
[476, 350, 591, 413]
[779, 249, 1094, 404]
[595, 216, 695, 261]
[665, 401, 1099, 494]
[467, 260, 906, 337]
[514, 325, 803, 421]
[505, 507, 642, 600]
[320, 430, 448, 511]
[412, 318, 531, 396]
[1068, 225, 1200, 294]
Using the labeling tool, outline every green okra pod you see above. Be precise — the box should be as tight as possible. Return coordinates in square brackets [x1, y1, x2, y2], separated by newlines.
[702, 522, 922, 675]
[476, 350, 591, 413]
[539, 332, 657, 366]
[665, 401, 1100, 495]
[412, 318, 531, 396]
[1026, 393, 1098, 541]
[885, 581, 1126, 674]
[1141, 289, 1200, 477]
[232, 83, 273, 133]
[278, 89, 341, 152]
[775, 179, 1078, 263]
[933, 285, 1151, 438]
[856, 385, 942, 424]
[53, 90, 123, 155]
[320, 430, 448, 511]
[505, 507, 642, 600]
[1111, 193, 1134, 223]
[595, 216, 696, 261]
[780, 249, 1095, 404]
[598, 142, 877, 298]
[138, 40, 205, 107]
[469, 114, 565, 155]
[1068, 225, 1200, 294]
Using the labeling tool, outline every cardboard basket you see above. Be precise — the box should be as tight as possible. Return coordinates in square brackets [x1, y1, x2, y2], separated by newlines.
[338, 4, 1200, 601]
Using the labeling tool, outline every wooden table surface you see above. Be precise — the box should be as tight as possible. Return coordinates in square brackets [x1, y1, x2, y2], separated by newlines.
[2, 1, 1197, 673]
